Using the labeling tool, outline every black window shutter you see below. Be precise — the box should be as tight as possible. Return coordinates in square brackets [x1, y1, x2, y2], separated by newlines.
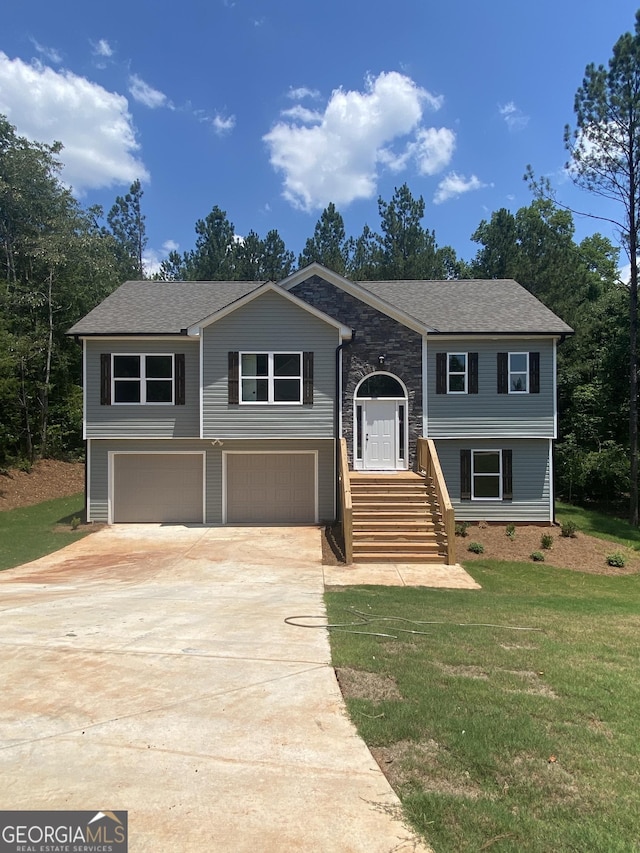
[469, 352, 478, 394]
[175, 353, 186, 405]
[497, 352, 508, 394]
[436, 352, 447, 394]
[100, 354, 111, 405]
[460, 449, 471, 500]
[529, 352, 540, 394]
[502, 449, 513, 500]
[303, 351, 314, 404]
[228, 351, 239, 404]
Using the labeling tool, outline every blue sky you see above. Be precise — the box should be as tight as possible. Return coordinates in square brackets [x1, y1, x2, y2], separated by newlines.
[1, 1, 639, 275]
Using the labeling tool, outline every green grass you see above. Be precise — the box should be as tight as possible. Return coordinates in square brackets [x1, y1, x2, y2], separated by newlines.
[325, 561, 640, 852]
[557, 500, 640, 549]
[0, 492, 93, 571]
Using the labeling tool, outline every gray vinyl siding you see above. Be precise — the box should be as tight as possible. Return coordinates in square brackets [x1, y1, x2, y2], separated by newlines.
[427, 339, 555, 438]
[87, 438, 335, 524]
[85, 339, 199, 438]
[435, 438, 552, 522]
[202, 290, 336, 438]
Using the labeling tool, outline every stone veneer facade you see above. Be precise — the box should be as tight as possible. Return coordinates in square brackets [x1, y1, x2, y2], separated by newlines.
[291, 275, 423, 468]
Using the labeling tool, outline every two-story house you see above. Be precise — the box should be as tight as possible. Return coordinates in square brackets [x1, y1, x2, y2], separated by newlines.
[68, 263, 572, 562]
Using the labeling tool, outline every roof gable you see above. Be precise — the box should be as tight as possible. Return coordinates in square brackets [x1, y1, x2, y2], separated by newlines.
[280, 263, 430, 334]
[186, 281, 352, 337]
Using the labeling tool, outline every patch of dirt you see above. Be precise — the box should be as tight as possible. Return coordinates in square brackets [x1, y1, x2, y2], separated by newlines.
[0, 459, 85, 511]
[460, 522, 640, 575]
[322, 523, 344, 565]
[372, 740, 484, 800]
[335, 666, 402, 701]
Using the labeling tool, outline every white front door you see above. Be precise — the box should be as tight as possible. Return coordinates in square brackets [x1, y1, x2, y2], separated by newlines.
[364, 400, 397, 469]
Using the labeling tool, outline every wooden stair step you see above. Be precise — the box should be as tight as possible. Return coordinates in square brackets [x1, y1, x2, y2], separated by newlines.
[353, 540, 441, 553]
[352, 520, 437, 529]
[352, 553, 445, 564]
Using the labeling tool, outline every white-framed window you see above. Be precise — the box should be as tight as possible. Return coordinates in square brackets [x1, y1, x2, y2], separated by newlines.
[472, 450, 502, 500]
[112, 354, 174, 404]
[509, 352, 529, 393]
[240, 352, 302, 404]
[448, 353, 467, 393]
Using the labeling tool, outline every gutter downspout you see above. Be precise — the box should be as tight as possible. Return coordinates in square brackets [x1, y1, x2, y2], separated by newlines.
[335, 331, 356, 520]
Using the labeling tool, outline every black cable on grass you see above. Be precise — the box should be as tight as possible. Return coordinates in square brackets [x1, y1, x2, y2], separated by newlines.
[284, 607, 542, 638]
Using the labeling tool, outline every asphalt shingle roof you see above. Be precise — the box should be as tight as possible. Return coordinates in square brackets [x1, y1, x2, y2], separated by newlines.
[358, 278, 573, 334]
[67, 275, 573, 336]
[67, 280, 261, 335]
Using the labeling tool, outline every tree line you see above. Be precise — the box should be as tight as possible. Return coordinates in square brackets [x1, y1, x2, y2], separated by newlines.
[1, 9, 639, 519]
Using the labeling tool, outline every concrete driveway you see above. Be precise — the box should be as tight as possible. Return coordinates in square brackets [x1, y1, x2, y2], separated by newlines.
[0, 525, 432, 852]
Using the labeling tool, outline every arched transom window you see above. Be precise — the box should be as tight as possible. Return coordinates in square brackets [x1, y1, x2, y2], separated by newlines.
[356, 373, 406, 398]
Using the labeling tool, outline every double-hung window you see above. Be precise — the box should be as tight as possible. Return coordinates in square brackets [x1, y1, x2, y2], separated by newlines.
[472, 450, 502, 499]
[497, 351, 539, 394]
[436, 352, 478, 394]
[448, 353, 467, 393]
[509, 352, 529, 393]
[460, 448, 513, 501]
[240, 352, 302, 403]
[112, 354, 174, 404]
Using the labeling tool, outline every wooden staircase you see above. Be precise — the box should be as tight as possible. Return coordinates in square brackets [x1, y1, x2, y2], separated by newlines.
[349, 472, 447, 563]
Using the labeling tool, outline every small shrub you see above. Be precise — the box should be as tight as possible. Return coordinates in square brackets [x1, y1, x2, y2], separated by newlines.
[530, 551, 545, 562]
[505, 523, 516, 540]
[467, 541, 485, 554]
[540, 533, 554, 550]
[561, 519, 578, 538]
[70, 516, 81, 531]
[606, 552, 626, 568]
[455, 521, 469, 537]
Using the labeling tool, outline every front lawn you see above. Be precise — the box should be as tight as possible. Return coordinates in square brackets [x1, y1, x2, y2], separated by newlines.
[556, 500, 640, 550]
[325, 561, 640, 852]
[0, 492, 92, 572]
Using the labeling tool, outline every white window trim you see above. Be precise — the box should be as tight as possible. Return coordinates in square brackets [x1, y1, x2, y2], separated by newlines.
[448, 352, 468, 394]
[508, 351, 529, 394]
[112, 353, 175, 406]
[471, 449, 503, 501]
[239, 351, 303, 405]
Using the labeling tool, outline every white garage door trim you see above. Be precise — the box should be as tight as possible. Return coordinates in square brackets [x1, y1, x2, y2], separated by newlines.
[222, 450, 318, 524]
[108, 451, 206, 524]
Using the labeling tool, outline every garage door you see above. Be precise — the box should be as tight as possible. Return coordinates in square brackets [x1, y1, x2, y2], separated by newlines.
[113, 453, 204, 523]
[225, 452, 316, 523]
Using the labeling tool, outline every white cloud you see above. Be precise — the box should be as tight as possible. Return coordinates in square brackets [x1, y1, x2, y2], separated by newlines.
[30, 39, 62, 64]
[0, 51, 148, 192]
[143, 240, 180, 276]
[212, 113, 236, 135]
[92, 39, 114, 58]
[128, 74, 171, 109]
[433, 172, 487, 204]
[264, 71, 450, 211]
[499, 101, 529, 132]
[287, 86, 321, 100]
[280, 105, 322, 123]
[380, 126, 456, 175]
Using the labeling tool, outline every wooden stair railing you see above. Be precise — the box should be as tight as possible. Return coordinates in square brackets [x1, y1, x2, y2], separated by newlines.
[416, 437, 456, 565]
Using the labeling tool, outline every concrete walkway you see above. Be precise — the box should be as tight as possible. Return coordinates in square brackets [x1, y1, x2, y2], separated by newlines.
[0, 526, 483, 851]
